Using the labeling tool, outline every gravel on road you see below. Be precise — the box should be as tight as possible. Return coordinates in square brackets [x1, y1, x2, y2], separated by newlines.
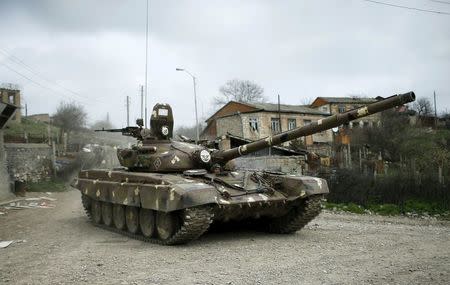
[1, 189, 449, 285]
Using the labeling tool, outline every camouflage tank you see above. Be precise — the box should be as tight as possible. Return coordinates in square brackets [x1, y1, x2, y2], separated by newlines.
[73, 92, 415, 245]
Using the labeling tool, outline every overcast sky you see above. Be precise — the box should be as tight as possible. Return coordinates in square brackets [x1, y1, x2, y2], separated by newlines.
[0, 0, 449, 128]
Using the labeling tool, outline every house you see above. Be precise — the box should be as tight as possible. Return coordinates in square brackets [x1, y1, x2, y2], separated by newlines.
[201, 101, 332, 148]
[310, 96, 380, 128]
[27, 113, 51, 124]
[0, 85, 21, 123]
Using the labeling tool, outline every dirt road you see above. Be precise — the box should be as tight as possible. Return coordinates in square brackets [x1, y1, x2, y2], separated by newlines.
[1, 189, 449, 285]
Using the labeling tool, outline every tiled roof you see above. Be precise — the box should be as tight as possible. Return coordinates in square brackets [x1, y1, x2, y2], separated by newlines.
[315, 97, 377, 104]
[244, 102, 328, 115]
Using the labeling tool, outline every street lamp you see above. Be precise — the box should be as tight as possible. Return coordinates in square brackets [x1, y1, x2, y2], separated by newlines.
[176, 68, 199, 142]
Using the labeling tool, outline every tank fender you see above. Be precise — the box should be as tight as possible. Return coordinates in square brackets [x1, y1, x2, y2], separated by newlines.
[139, 182, 218, 212]
[266, 174, 329, 197]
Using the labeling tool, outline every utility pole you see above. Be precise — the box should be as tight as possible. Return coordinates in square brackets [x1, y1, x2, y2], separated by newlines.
[126, 95, 130, 126]
[140, 85, 144, 120]
[193, 76, 199, 142]
[144, 0, 149, 128]
[434, 91, 437, 128]
[25, 103, 28, 117]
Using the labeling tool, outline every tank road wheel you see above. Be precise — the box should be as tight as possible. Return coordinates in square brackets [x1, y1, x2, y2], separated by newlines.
[156, 211, 180, 241]
[113, 204, 126, 230]
[139, 209, 155, 238]
[91, 200, 102, 224]
[125, 206, 140, 234]
[266, 195, 324, 234]
[101, 202, 113, 227]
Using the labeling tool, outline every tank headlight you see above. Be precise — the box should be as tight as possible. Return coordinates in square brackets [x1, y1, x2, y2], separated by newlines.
[199, 150, 211, 163]
[161, 126, 169, 136]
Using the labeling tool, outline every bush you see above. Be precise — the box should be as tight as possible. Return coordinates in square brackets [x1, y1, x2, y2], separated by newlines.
[324, 168, 450, 213]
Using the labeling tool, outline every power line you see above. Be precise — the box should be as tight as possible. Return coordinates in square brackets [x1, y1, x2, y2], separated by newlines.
[0, 61, 90, 105]
[0, 48, 105, 104]
[361, 0, 450, 15]
[430, 0, 450, 5]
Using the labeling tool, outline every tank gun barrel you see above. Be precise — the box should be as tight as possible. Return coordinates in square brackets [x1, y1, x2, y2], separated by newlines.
[212, 91, 415, 164]
[95, 126, 143, 140]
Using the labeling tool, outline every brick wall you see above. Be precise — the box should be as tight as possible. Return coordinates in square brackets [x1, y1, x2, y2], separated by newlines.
[4, 143, 53, 182]
[216, 115, 243, 138]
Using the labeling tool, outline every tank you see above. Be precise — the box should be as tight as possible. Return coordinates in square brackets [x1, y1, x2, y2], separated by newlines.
[72, 92, 415, 245]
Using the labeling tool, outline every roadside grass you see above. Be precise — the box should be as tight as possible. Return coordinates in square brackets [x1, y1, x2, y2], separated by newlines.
[325, 200, 450, 219]
[4, 118, 59, 142]
[26, 179, 67, 192]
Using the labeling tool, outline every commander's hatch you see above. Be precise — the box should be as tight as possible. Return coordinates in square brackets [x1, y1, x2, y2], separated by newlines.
[0, 102, 18, 129]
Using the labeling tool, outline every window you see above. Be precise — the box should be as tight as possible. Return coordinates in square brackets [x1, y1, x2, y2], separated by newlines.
[338, 105, 345, 113]
[271, 118, 280, 133]
[288, 118, 296, 130]
[303, 119, 311, 126]
[321, 106, 328, 112]
[249, 118, 259, 132]
[8, 94, 15, 104]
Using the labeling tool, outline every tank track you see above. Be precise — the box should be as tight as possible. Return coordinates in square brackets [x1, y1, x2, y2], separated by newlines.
[81, 194, 214, 245]
[265, 194, 324, 234]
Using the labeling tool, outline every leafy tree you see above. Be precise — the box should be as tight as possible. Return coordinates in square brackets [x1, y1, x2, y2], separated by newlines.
[52, 102, 87, 135]
[351, 109, 411, 161]
[215, 79, 266, 106]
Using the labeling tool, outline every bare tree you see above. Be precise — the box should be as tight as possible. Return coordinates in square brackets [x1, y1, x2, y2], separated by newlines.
[413, 97, 433, 116]
[215, 79, 265, 106]
[174, 122, 206, 140]
[52, 102, 87, 135]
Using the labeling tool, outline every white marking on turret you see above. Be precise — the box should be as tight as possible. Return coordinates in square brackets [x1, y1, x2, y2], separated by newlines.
[318, 119, 323, 125]
[123, 198, 128, 205]
[265, 136, 273, 146]
[108, 171, 112, 178]
[96, 189, 100, 197]
[134, 187, 140, 196]
[171, 155, 180, 164]
[248, 197, 255, 202]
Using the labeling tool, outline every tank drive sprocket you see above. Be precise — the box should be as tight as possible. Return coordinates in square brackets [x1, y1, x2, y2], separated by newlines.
[265, 195, 324, 234]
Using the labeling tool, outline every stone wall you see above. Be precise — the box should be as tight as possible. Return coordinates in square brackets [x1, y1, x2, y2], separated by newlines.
[4, 143, 53, 182]
[230, 155, 306, 174]
[0, 130, 13, 200]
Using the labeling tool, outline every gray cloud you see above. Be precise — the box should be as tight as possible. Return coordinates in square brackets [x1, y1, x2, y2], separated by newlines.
[0, 0, 449, 129]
